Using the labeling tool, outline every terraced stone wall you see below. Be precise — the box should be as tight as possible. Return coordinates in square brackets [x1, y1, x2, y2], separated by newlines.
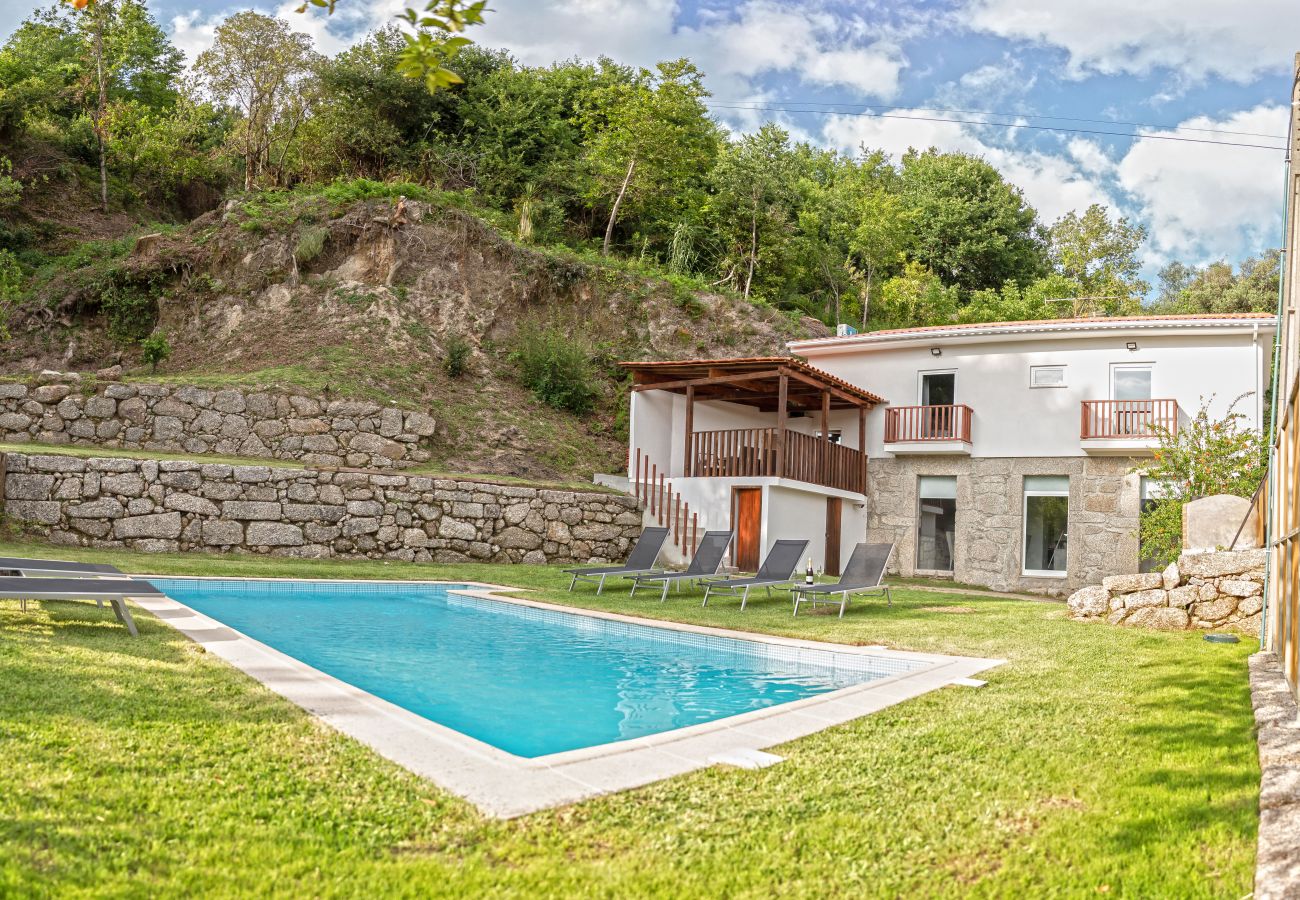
[0, 375, 437, 469]
[1, 452, 641, 564]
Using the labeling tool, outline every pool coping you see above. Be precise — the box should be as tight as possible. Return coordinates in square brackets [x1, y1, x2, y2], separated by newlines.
[130, 575, 1005, 818]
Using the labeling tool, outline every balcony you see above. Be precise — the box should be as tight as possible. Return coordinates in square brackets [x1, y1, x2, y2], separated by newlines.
[1080, 399, 1178, 454]
[687, 427, 866, 494]
[883, 404, 974, 455]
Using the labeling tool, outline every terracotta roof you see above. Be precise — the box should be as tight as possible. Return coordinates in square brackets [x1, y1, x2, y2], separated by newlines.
[789, 312, 1277, 348]
[619, 356, 885, 407]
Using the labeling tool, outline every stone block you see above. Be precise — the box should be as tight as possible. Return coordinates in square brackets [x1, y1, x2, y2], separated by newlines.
[212, 389, 247, 413]
[67, 498, 125, 519]
[496, 526, 542, 550]
[1219, 579, 1262, 597]
[31, 385, 71, 403]
[405, 411, 436, 437]
[232, 466, 272, 483]
[1161, 561, 1180, 591]
[1122, 588, 1168, 609]
[283, 503, 346, 523]
[0, 383, 28, 399]
[165, 493, 221, 517]
[104, 384, 136, 400]
[1122, 606, 1190, 630]
[84, 396, 116, 418]
[1239, 596, 1264, 617]
[438, 518, 477, 540]
[1168, 585, 1200, 608]
[1066, 585, 1109, 617]
[117, 397, 147, 425]
[5, 499, 61, 524]
[113, 512, 182, 539]
[0, 412, 32, 431]
[347, 432, 405, 459]
[1179, 549, 1268, 578]
[153, 415, 184, 441]
[152, 397, 197, 422]
[101, 473, 146, 497]
[246, 522, 303, 546]
[1192, 597, 1238, 622]
[202, 520, 244, 545]
[1102, 572, 1163, 593]
[6, 474, 54, 500]
[222, 500, 282, 520]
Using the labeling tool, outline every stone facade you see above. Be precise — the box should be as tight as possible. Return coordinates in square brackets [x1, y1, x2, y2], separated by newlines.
[0, 376, 437, 469]
[1066, 549, 1266, 632]
[2, 452, 641, 564]
[866, 455, 1140, 595]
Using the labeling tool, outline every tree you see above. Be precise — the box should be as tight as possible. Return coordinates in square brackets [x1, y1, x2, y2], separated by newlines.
[48, 0, 182, 210]
[579, 58, 716, 256]
[195, 12, 317, 191]
[872, 261, 960, 330]
[845, 188, 912, 328]
[1046, 204, 1147, 314]
[1138, 394, 1268, 565]
[898, 149, 1046, 295]
[958, 274, 1081, 324]
[708, 124, 799, 300]
[1149, 250, 1281, 315]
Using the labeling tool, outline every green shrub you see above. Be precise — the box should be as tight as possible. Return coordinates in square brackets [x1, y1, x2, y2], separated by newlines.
[294, 226, 329, 264]
[100, 279, 160, 341]
[511, 326, 599, 414]
[140, 333, 171, 373]
[0, 249, 23, 339]
[443, 333, 471, 378]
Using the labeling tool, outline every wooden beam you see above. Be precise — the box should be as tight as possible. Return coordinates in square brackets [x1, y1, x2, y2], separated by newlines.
[683, 385, 694, 478]
[780, 366, 876, 408]
[775, 373, 788, 478]
[629, 369, 785, 393]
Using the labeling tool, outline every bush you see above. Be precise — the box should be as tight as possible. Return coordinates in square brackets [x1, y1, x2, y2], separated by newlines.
[294, 226, 329, 264]
[511, 326, 599, 414]
[140, 333, 171, 373]
[0, 249, 22, 339]
[443, 333, 471, 377]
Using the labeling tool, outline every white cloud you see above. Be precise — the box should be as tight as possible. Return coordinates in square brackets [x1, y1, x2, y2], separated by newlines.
[1116, 105, 1287, 267]
[961, 0, 1300, 82]
[819, 110, 1116, 223]
[168, 2, 361, 66]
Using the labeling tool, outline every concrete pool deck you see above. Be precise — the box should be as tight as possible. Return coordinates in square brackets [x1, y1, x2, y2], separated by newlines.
[130, 577, 1004, 818]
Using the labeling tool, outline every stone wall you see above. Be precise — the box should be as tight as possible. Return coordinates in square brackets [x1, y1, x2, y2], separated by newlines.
[867, 455, 1140, 595]
[1066, 549, 1266, 632]
[2, 452, 641, 564]
[0, 375, 437, 469]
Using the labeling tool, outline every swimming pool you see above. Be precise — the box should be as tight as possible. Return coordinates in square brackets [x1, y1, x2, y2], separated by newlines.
[149, 578, 922, 758]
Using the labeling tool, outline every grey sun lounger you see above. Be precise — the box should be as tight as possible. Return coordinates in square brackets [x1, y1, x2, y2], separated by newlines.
[0, 576, 161, 636]
[791, 543, 894, 618]
[628, 530, 735, 602]
[701, 539, 810, 610]
[565, 526, 670, 594]
[0, 557, 123, 577]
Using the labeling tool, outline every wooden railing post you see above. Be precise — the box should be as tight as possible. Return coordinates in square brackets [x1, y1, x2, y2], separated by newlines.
[683, 385, 694, 477]
[775, 373, 788, 479]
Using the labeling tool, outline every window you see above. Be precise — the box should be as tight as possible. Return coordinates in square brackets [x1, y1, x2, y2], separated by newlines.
[1023, 475, 1069, 577]
[916, 476, 956, 573]
[1110, 364, 1154, 435]
[1112, 364, 1152, 400]
[920, 370, 956, 406]
[1030, 365, 1066, 388]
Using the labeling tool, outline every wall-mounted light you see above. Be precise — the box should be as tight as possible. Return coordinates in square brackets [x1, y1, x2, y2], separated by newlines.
[1125, 341, 1138, 352]
[930, 347, 942, 357]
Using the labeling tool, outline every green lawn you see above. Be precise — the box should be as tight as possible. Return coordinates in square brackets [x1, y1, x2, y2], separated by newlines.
[0, 538, 1260, 898]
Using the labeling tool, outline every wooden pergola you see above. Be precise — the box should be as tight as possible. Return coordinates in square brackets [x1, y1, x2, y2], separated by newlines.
[621, 357, 884, 494]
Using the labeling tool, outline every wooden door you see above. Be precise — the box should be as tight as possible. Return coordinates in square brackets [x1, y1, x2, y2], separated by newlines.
[825, 497, 842, 577]
[734, 488, 762, 572]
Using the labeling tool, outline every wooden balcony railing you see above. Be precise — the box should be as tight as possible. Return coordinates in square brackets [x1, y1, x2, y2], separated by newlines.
[688, 426, 865, 494]
[1080, 399, 1178, 439]
[884, 405, 973, 443]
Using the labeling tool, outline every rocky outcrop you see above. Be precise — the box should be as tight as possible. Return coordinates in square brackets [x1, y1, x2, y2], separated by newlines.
[0, 374, 437, 469]
[2, 451, 640, 564]
[1067, 549, 1266, 632]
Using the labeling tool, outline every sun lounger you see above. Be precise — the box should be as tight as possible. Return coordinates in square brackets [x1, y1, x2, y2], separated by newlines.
[565, 526, 671, 594]
[628, 530, 735, 602]
[791, 543, 894, 618]
[0, 556, 122, 577]
[701, 539, 810, 609]
[0, 576, 162, 636]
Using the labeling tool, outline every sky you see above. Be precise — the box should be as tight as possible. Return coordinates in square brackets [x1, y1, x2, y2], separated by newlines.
[3, 0, 1296, 295]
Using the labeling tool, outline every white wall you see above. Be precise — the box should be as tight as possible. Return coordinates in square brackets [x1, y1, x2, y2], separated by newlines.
[797, 327, 1272, 458]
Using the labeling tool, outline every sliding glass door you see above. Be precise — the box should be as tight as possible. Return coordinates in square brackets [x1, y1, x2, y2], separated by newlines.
[916, 476, 956, 573]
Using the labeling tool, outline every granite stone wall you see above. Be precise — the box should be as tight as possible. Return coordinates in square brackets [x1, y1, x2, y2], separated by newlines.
[0, 375, 437, 469]
[866, 455, 1140, 595]
[1066, 549, 1266, 632]
[1, 452, 641, 564]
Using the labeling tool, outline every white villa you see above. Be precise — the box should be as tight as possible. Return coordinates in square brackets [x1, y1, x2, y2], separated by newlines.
[623, 313, 1276, 594]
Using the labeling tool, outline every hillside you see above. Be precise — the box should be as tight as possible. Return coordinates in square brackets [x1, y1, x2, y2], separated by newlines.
[1, 185, 825, 480]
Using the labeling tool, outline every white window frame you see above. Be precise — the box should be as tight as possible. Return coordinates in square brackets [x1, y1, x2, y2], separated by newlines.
[1029, 365, 1067, 388]
[1022, 478, 1070, 578]
[1110, 363, 1153, 401]
[917, 368, 957, 405]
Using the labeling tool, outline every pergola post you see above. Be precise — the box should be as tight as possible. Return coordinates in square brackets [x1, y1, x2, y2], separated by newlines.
[683, 385, 695, 477]
[821, 389, 831, 483]
[858, 406, 867, 491]
[774, 373, 788, 478]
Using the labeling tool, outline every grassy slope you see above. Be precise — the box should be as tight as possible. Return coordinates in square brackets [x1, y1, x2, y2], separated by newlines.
[0, 539, 1259, 898]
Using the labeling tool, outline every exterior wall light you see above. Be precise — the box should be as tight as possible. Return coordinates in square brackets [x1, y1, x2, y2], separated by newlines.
[1126, 341, 1138, 351]
[930, 347, 942, 357]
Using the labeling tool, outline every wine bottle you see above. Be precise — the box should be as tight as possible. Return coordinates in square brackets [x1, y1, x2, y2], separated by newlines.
[805, 557, 814, 585]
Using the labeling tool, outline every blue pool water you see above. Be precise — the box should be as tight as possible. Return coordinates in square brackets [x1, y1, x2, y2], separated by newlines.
[149, 578, 915, 757]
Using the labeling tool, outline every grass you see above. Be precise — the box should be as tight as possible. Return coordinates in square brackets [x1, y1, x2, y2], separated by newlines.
[0, 537, 1260, 897]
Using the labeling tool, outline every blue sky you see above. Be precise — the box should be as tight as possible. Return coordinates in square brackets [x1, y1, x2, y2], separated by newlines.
[3, 0, 1296, 294]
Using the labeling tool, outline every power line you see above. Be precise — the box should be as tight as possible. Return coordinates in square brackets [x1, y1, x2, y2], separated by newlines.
[712, 99, 1287, 141]
[703, 103, 1289, 151]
